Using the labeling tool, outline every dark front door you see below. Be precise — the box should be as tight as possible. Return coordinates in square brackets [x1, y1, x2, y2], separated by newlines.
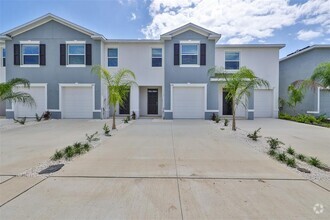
[223, 89, 233, 115]
[119, 92, 130, 114]
[148, 89, 158, 114]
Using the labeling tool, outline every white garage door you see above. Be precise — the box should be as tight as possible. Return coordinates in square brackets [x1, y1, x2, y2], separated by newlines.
[173, 87, 204, 119]
[62, 86, 93, 119]
[15, 86, 46, 117]
[254, 89, 273, 118]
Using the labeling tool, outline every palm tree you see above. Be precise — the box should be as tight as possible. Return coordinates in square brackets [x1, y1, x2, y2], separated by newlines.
[0, 78, 35, 105]
[293, 62, 330, 89]
[92, 65, 136, 129]
[209, 66, 269, 131]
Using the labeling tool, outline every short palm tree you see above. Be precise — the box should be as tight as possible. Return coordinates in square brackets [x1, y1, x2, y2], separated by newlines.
[92, 65, 136, 129]
[0, 78, 35, 105]
[293, 62, 330, 89]
[209, 66, 269, 131]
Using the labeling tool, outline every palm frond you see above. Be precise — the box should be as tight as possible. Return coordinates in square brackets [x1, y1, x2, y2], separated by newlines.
[0, 78, 35, 106]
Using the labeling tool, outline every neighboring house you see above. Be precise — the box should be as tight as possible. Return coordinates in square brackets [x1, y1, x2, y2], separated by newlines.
[279, 45, 330, 117]
[0, 41, 6, 116]
[0, 14, 284, 119]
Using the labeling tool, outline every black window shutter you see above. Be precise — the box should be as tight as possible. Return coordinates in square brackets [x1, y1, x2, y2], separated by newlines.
[174, 43, 180, 65]
[86, 44, 92, 65]
[14, 44, 20, 65]
[40, 44, 46, 65]
[60, 44, 66, 65]
[200, 43, 206, 66]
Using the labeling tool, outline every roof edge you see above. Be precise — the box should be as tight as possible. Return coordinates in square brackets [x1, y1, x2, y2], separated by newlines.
[217, 44, 285, 48]
[280, 44, 330, 62]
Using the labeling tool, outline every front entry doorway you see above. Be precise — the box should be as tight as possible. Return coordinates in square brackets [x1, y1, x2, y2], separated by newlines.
[147, 89, 158, 114]
[119, 92, 130, 114]
[223, 89, 233, 115]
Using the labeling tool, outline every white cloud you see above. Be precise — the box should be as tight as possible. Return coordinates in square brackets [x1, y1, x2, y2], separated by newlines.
[130, 13, 137, 21]
[142, 0, 329, 43]
[297, 29, 323, 41]
[117, 0, 136, 5]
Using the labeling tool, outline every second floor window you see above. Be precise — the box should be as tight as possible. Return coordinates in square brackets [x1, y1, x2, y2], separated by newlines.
[225, 52, 240, 70]
[22, 45, 39, 65]
[67, 44, 85, 65]
[2, 48, 5, 67]
[108, 48, 118, 67]
[181, 44, 198, 65]
[152, 48, 162, 67]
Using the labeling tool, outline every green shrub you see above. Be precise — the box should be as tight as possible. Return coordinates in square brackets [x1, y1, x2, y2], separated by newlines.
[286, 157, 296, 168]
[215, 116, 220, 123]
[83, 143, 91, 152]
[123, 118, 129, 123]
[224, 119, 229, 126]
[247, 128, 261, 141]
[86, 132, 100, 143]
[276, 152, 287, 162]
[103, 123, 111, 136]
[65, 147, 75, 160]
[64, 146, 73, 154]
[266, 137, 284, 150]
[51, 150, 64, 161]
[268, 149, 277, 157]
[286, 146, 295, 155]
[308, 157, 321, 167]
[296, 154, 307, 161]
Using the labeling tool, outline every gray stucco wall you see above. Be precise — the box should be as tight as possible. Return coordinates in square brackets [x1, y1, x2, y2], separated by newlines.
[5, 20, 101, 118]
[279, 48, 330, 116]
[164, 30, 218, 119]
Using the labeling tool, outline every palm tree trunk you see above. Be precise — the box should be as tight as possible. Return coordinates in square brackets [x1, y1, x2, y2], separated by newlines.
[232, 100, 236, 131]
[112, 109, 116, 130]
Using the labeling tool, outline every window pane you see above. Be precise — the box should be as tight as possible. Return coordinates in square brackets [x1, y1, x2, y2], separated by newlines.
[23, 45, 39, 54]
[225, 52, 239, 61]
[108, 48, 118, 57]
[24, 55, 39, 64]
[225, 61, 239, 70]
[182, 45, 198, 54]
[152, 58, 162, 67]
[108, 58, 118, 67]
[2, 48, 6, 57]
[69, 55, 84, 64]
[152, 48, 162, 58]
[182, 55, 198, 64]
[68, 45, 85, 54]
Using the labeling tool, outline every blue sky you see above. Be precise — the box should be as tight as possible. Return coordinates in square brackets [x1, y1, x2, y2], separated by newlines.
[0, 0, 329, 58]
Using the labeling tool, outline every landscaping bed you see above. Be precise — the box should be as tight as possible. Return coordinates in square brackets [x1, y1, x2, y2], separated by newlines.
[279, 113, 330, 128]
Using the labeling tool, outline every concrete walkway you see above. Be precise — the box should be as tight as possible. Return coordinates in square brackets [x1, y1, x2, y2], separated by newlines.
[1, 120, 329, 219]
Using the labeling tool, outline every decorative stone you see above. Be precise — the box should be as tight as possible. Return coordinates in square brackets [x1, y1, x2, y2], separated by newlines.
[39, 164, 64, 174]
[319, 166, 330, 172]
[297, 167, 311, 173]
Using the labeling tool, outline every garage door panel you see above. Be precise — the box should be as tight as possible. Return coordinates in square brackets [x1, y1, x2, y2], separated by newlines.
[254, 90, 273, 118]
[62, 87, 93, 119]
[173, 87, 204, 119]
[15, 86, 46, 117]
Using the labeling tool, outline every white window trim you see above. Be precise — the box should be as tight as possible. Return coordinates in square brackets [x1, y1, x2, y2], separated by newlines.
[1, 47, 5, 67]
[66, 44, 86, 67]
[224, 51, 240, 71]
[151, 48, 163, 67]
[165, 83, 208, 113]
[58, 83, 99, 117]
[20, 44, 40, 67]
[180, 43, 200, 66]
[108, 48, 118, 67]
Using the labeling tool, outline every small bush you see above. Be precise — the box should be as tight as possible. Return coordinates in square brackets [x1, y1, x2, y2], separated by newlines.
[131, 111, 136, 120]
[35, 113, 44, 122]
[43, 111, 52, 120]
[308, 157, 321, 167]
[86, 132, 100, 143]
[215, 116, 221, 123]
[286, 146, 295, 155]
[103, 123, 111, 136]
[13, 117, 26, 125]
[83, 143, 91, 152]
[224, 119, 229, 126]
[64, 146, 73, 154]
[268, 149, 277, 157]
[296, 154, 307, 161]
[276, 152, 287, 162]
[286, 157, 296, 168]
[211, 113, 216, 121]
[247, 128, 261, 141]
[266, 137, 284, 150]
[51, 150, 64, 161]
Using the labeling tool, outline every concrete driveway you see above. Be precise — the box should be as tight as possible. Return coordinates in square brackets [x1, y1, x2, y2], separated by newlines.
[1, 120, 329, 219]
[0, 119, 108, 175]
[236, 118, 330, 166]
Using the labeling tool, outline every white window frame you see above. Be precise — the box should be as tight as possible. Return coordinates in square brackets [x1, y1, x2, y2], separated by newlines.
[108, 48, 118, 67]
[66, 42, 86, 67]
[224, 51, 240, 71]
[2, 47, 5, 67]
[180, 42, 200, 67]
[20, 41, 40, 67]
[151, 48, 162, 67]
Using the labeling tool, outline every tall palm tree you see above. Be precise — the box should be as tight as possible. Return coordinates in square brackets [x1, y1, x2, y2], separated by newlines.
[209, 66, 269, 131]
[92, 65, 136, 129]
[0, 78, 35, 105]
